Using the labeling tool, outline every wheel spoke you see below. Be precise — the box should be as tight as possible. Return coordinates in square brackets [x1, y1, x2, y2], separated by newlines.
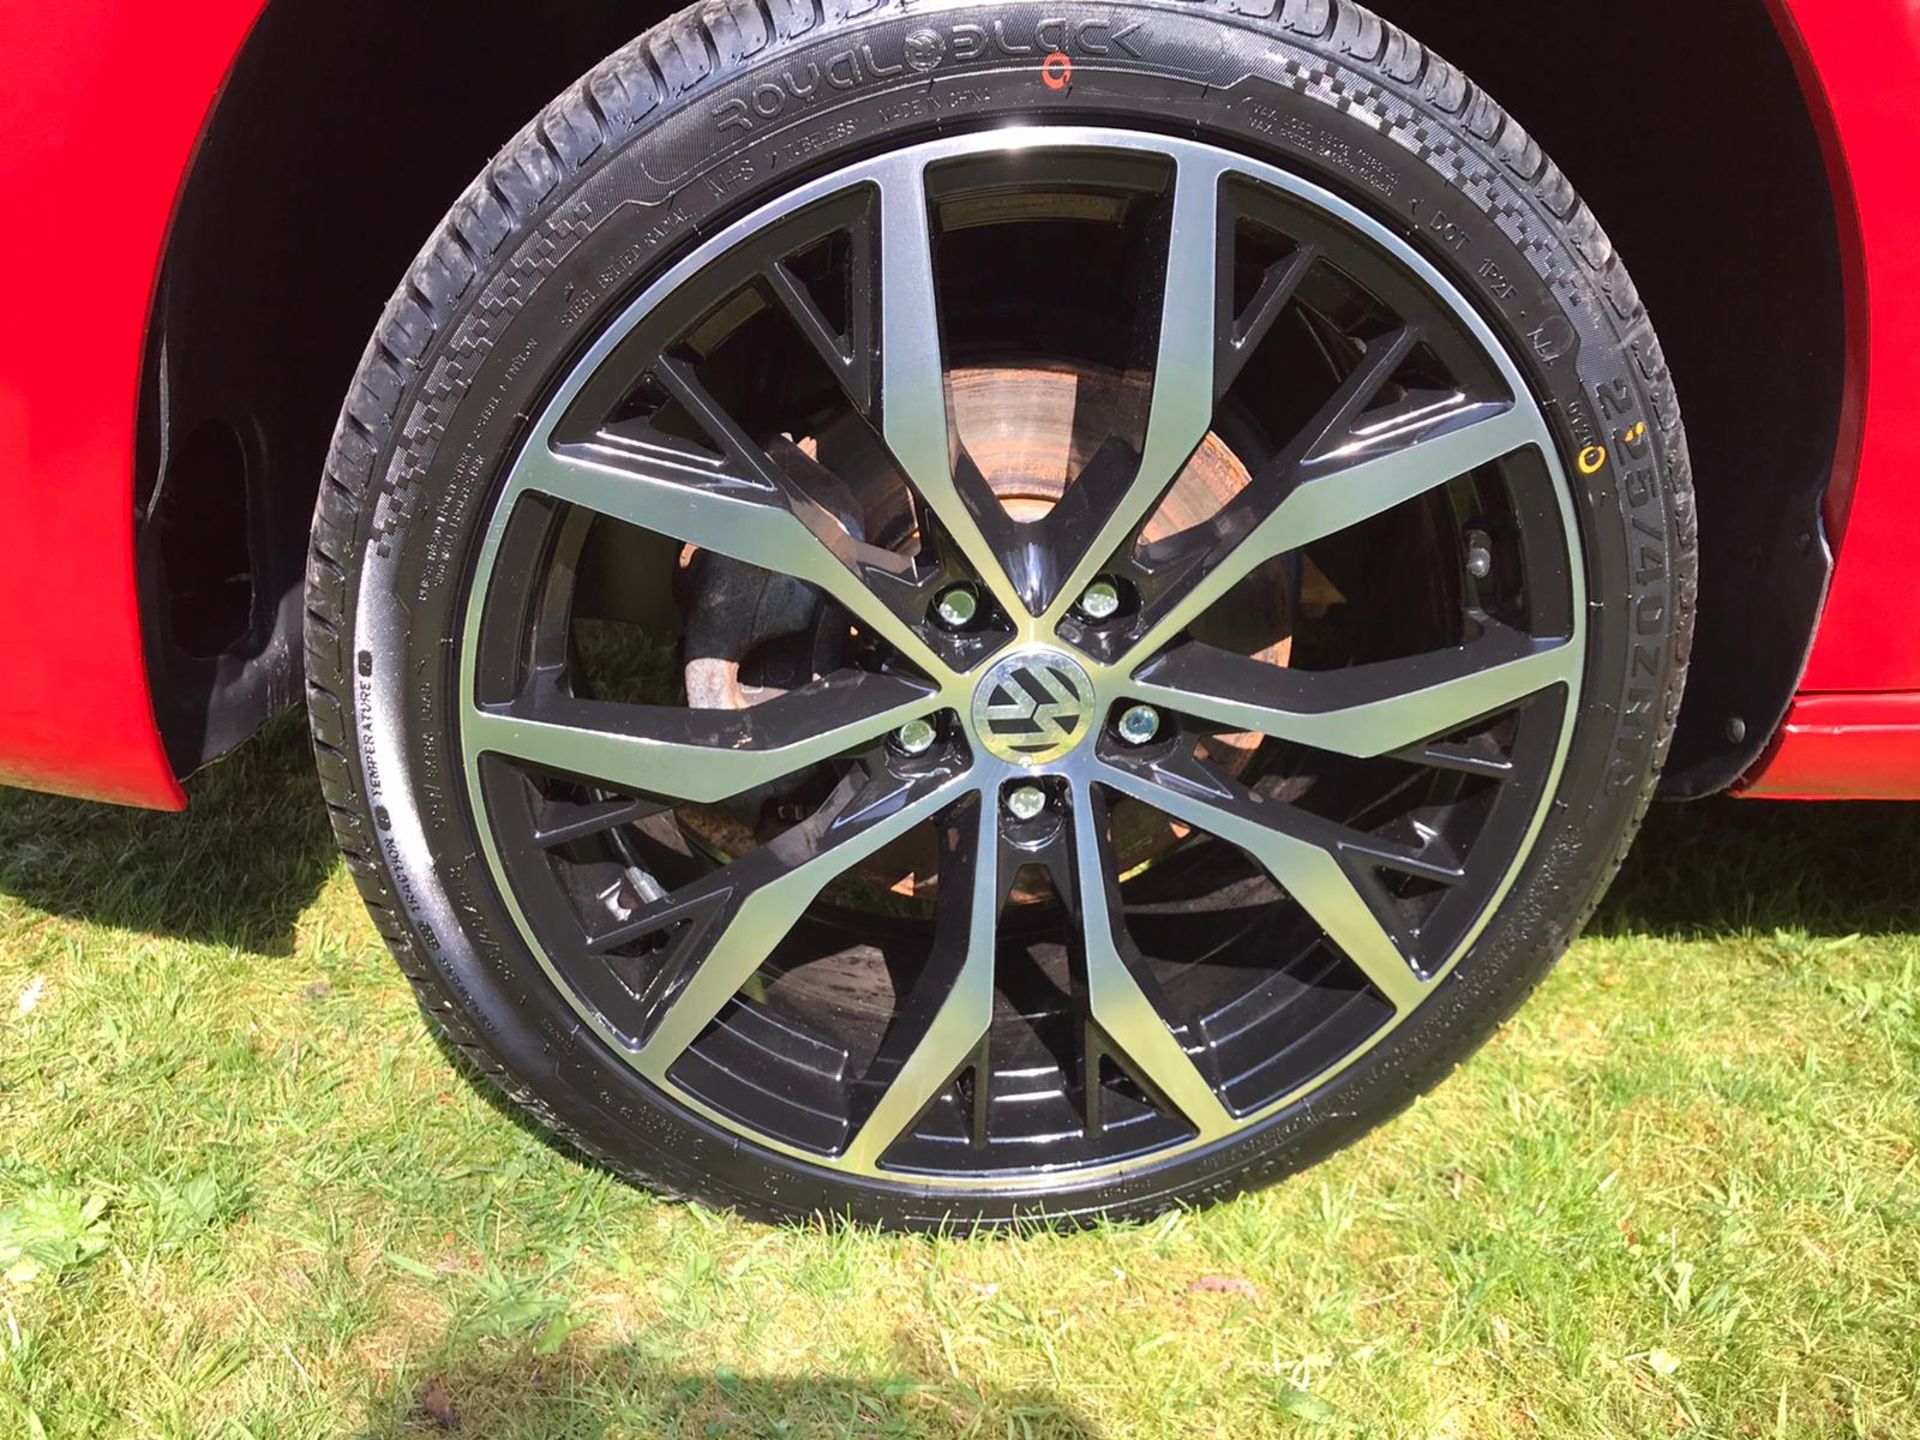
[1131, 626, 1577, 759]
[1097, 754, 1431, 1014]
[1273, 396, 1536, 553]
[1124, 337, 1541, 667]
[468, 671, 938, 804]
[877, 161, 1030, 623]
[1217, 241, 1318, 398]
[514, 431, 951, 682]
[530, 795, 665, 849]
[764, 206, 876, 417]
[1067, 786, 1237, 1140]
[624, 767, 967, 1078]
[1041, 155, 1228, 627]
[842, 796, 1002, 1169]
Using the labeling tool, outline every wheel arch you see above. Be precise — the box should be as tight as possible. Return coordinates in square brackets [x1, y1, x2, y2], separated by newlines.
[137, 0, 1853, 792]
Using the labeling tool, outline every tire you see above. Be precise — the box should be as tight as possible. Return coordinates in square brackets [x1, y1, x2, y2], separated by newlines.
[305, 0, 1695, 1228]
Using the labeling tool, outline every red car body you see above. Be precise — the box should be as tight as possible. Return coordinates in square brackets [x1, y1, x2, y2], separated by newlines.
[2, 0, 1917, 811]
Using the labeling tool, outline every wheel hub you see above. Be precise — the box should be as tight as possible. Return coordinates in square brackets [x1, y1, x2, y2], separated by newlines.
[970, 648, 1096, 766]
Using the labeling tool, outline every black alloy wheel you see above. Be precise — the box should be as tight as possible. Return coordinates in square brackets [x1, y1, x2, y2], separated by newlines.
[307, 0, 1693, 1226]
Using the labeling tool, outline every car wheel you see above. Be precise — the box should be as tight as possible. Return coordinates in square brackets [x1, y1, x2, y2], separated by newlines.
[305, 0, 1694, 1226]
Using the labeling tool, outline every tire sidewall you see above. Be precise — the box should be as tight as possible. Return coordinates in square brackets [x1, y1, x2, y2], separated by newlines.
[340, 0, 1691, 1225]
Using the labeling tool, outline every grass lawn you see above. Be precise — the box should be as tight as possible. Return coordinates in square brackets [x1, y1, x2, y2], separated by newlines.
[0, 717, 1915, 1438]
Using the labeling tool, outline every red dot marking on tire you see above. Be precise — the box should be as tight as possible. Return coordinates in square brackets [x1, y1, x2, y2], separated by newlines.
[1042, 52, 1072, 89]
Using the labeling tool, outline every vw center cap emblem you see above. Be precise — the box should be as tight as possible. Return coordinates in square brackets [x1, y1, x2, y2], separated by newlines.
[972, 649, 1096, 766]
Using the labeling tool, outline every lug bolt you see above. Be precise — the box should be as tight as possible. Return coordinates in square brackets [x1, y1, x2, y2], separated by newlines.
[1465, 530, 1493, 581]
[1005, 785, 1049, 822]
[894, 718, 938, 756]
[1117, 705, 1162, 746]
[933, 585, 979, 630]
[1077, 578, 1123, 621]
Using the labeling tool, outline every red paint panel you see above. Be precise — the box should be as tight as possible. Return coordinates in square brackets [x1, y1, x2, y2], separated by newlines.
[0, 1, 263, 808]
[1742, 694, 1920, 801]
[1740, 1, 1920, 799]
[1776, 1, 1920, 692]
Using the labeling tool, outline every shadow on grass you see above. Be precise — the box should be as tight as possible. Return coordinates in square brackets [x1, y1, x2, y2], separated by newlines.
[1593, 795, 1920, 939]
[0, 714, 336, 955]
[5, 712, 1920, 955]
[357, 1342, 1099, 1438]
